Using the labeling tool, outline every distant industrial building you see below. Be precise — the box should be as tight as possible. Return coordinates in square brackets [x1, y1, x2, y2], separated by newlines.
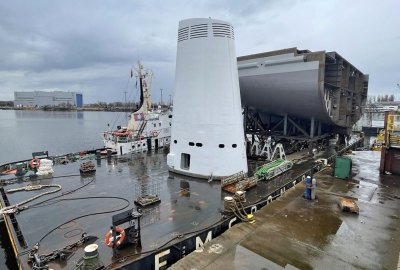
[14, 91, 83, 108]
[368, 101, 400, 112]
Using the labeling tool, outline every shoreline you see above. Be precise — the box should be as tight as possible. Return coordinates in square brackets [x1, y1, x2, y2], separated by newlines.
[0, 107, 136, 112]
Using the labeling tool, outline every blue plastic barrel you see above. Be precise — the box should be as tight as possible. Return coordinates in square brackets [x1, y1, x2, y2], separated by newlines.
[305, 176, 312, 200]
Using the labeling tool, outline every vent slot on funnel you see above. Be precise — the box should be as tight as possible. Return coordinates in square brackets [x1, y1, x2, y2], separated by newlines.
[178, 27, 189, 42]
[189, 24, 208, 39]
[212, 23, 234, 39]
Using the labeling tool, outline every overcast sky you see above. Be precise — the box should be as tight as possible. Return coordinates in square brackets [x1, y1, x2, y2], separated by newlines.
[0, 0, 399, 103]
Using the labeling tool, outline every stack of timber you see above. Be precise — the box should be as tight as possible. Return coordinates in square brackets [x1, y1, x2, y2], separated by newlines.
[134, 194, 161, 207]
[80, 161, 96, 174]
[221, 171, 257, 193]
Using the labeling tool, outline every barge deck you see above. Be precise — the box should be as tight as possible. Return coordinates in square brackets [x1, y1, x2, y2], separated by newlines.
[0, 140, 363, 269]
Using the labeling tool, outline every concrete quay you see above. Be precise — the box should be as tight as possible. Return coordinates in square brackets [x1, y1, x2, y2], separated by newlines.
[170, 151, 400, 270]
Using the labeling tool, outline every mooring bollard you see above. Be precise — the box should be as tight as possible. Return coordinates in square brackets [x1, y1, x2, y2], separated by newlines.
[15, 163, 24, 177]
[224, 196, 235, 212]
[234, 191, 246, 203]
[76, 244, 102, 269]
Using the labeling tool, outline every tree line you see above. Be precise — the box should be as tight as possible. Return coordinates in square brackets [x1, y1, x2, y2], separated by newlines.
[0, 101, 13, 107]
[85, 101, 141, 108]
[368, 94, 395, 104]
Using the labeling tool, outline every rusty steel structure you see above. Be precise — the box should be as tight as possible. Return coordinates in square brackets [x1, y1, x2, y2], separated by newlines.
[238, 48, 369, 149]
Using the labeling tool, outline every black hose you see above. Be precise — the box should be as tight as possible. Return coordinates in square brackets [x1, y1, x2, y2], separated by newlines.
[1, 173, 81, 185]
[28, 176, 95, 207]
[37, 196, 130, 244]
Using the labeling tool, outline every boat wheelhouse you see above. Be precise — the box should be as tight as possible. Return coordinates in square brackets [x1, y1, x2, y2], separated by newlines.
[103, 63, 172, 155]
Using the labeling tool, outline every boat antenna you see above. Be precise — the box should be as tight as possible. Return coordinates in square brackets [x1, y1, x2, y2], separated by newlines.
[138, 62, 144, 108]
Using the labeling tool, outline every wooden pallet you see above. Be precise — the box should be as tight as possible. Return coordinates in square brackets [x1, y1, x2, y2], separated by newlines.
[80, 161, 96, 173]
[338, 198, 359, 214]
[134, 195, 161, 207]
[222, 177, 257, 194]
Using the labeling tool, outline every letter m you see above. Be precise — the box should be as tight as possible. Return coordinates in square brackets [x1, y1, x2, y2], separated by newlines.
[195, 231, 212, 250]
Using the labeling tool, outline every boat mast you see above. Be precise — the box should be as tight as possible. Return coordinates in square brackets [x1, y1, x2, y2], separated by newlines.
[127, 62, 153, 131]
[138, 63, 144, 109]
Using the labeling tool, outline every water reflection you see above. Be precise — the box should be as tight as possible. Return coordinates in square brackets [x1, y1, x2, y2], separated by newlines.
[139, 204, 161, 226]
[180, 180, 190, 197]
[14, 110, 85, 119]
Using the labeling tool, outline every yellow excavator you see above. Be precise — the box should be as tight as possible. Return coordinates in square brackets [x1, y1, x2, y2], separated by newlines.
[371, 129, 385, 151]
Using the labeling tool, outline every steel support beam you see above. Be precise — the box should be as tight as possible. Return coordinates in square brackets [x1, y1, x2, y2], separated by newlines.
[255, 113, 267, 132]
[246, 111, 267, 133]
[243, 106, 248, 133]
[283, 114, 288, 136]
[318, 121, 322, 136]
[270, 118, 284, 132]
[310, 117, 315, 138]
[287, 116, 310, 137]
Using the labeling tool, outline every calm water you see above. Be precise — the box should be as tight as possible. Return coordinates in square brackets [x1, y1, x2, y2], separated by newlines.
[0, 110, 127, 269]
[0, 110, 127, 164]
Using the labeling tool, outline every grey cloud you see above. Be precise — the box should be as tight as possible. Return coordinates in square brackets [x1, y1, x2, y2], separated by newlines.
[0, 0, 399, 102]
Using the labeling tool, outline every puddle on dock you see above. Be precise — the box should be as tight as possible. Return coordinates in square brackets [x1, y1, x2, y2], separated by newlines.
[248, 151, 400, 270]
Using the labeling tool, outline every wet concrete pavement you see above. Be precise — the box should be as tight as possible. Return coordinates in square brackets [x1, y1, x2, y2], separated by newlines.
[170, 151, 400, 270]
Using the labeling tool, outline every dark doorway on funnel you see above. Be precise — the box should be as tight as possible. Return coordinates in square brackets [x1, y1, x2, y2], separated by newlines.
[181, 153, 190, 170]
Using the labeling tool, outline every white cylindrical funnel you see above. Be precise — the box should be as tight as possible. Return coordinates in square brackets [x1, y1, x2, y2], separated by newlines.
[167, 18, 248, 179]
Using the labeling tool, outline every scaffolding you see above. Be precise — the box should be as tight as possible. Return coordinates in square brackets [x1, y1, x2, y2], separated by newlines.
[134, 179, 161, 207]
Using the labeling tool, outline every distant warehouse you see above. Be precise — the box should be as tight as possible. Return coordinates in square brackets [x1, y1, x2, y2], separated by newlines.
[14, 91, 83, 108]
